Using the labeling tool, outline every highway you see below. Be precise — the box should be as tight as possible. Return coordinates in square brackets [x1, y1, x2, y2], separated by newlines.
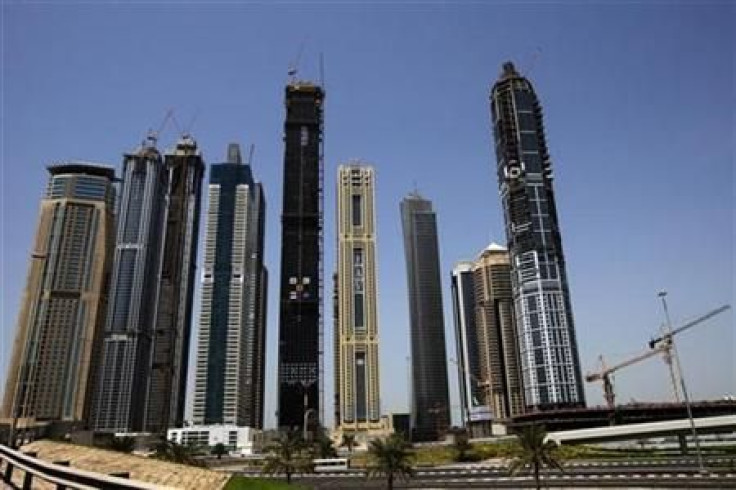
[241, 458, 736, 489]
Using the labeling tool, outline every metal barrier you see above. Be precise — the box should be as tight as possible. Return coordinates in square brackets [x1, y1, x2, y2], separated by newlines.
[0, 444, 162, 489]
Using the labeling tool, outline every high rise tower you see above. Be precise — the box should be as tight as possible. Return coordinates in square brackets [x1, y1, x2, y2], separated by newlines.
[146, 134, 204, 432]
[473, 243, 523, 420]
[450, 261, 491, 436]
[277, 82, 325, 429]
[94, 138, 168, 433]
[490, 62, 585, 410]
[193, 143, 267, 428]
[400, 193, 450, 441]
[2, 163, 115, 430]
[335, 165, 382, 437]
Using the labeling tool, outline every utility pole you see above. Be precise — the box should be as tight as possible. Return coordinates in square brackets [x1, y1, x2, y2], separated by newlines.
[658, 290, 706, 474]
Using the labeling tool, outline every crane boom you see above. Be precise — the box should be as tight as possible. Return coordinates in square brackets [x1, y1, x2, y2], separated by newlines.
[649, 304, 731, 348]
[585, 343, 668, 382]
[586, 303, 731, 409]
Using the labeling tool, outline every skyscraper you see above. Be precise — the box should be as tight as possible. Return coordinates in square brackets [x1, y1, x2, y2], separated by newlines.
[335, 164, 382, 437]
[473, 243, 523, 420]
[94, 137, 168, 433]
[490, 61, 585, 410]
[2, 163, 115, 429]
[193, 143, 267, 428]
[94, 134, 204, 433]
[400, 193, 450, 441]
[277, 82, 325, 430]
[450, 261, 491, 437]
[146, 134, 204, 433]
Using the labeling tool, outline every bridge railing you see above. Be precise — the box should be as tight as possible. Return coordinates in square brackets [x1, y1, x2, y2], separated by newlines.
[0, 444, 162, 489]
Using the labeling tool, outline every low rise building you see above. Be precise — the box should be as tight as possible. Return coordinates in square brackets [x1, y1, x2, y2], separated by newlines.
[167, 425, 263, 456]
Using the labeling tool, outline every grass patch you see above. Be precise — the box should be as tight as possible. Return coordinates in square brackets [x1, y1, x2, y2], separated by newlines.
[225, 475, 311, 489]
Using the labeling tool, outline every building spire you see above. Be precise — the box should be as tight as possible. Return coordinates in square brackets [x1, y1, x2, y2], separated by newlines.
[500, 61, 520, 80]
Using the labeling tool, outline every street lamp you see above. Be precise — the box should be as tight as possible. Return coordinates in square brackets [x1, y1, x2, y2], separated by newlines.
[657, 290, 706, 474]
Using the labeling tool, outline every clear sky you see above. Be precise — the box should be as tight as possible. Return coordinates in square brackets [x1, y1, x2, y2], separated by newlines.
[1, 1, 733, 429]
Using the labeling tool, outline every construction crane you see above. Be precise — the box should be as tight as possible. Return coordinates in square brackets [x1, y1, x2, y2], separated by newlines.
[585, 304, 731, 409]
[586, 341, 672, 409]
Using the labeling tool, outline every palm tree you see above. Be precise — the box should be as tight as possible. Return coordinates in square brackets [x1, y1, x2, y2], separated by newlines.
[452, 429, 473, 462]
[341, 432, 357, 454]
[211, 442, 227, 460]
[313, 431, 337, 458]
[107, 436, 136, 453]
[367, 434, 415, 490]
[262, 430, 312, 484]
[508, 425, 564, 490]
[152, 439, 202, 467]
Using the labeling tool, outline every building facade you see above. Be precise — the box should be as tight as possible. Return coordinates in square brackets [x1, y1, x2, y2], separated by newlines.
[193, 143, 267, 429]
[473, 243, 523, 420]
[450, 261, 491, 437]
[277, 82, 325, 430]
[400, 193, 450, 441]
[146, 134, 205, 433]
[334, 165, 383, 438]
[95, 134, 204, 433]
[94, 139, 168, 433]
[2, 163, 115, 428]
[168, 425, 263, 456]
[490, 61, 585, 410]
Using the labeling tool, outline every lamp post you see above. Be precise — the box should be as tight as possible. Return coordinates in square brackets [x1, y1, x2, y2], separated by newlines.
[657, 290, 706, 473]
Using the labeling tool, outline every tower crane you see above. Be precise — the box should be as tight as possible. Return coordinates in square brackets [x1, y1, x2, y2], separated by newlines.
[585, 304, 731, 410]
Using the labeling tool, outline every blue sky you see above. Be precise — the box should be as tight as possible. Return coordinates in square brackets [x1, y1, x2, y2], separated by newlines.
[1, 2, 733, 429]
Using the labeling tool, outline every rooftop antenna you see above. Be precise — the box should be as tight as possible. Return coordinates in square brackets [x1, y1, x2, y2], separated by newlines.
[288, 37, 308, 83]
[319, 51, 325, 88]
[248, 143, 255, 166]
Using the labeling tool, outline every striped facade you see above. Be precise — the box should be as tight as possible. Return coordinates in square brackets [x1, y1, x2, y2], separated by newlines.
[193, 144, 267, 428]
[335, 165, 382, 435]
[2, 163, 115, 427]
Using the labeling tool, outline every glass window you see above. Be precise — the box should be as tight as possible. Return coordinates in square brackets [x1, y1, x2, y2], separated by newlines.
[352, 194, 362, 226]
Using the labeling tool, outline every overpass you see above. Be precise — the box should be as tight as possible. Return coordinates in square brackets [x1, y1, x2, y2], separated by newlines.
[546, 414, 736, 445]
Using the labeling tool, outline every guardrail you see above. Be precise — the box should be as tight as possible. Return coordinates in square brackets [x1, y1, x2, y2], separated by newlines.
[0, 444, 162, 489]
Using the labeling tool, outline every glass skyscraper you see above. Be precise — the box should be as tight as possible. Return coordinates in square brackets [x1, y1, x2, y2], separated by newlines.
[490, 62, 585, 410]
[400, 193, 450, 441]
[94, 134, 204, 433]
[193, 143, 267, 428]
[277, 82, 325, 430]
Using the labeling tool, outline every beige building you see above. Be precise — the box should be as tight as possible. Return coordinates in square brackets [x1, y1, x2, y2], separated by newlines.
[473, 243, 524, 420]
[2, 163, 115, 429]
[334, 164, 386, 440]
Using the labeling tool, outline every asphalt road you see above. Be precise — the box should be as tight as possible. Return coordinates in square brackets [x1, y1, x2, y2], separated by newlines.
[245, 458, 736, 489]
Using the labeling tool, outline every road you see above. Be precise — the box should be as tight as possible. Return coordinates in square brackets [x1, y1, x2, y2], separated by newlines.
[241, 457, 736, 489]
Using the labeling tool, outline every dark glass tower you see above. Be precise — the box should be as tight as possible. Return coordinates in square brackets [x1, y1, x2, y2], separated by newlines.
[400, 193, 450, 441]
[277, 82, 325, 429]
[490, 62, 585, 410]
[146, 135, 204, 432]
[193, 143, 267, 428]
[94, 134, 204, 433]
[94, 138, 168, 432]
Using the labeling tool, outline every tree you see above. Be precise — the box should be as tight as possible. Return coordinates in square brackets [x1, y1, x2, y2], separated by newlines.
[367, 434, 415, 490]
[262, 430, 312, 484]
[211, 442, 227, 460]
[313, 429, 337, 459]
[341, 432, 357, 454]
[508, 425, 564, 490]
[152, 439, 202, 467]
[451, 429, 474, 462]
[108, 436, 136, 453]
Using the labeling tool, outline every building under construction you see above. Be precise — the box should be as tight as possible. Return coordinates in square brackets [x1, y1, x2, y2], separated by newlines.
[276, 82, 325, 430]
